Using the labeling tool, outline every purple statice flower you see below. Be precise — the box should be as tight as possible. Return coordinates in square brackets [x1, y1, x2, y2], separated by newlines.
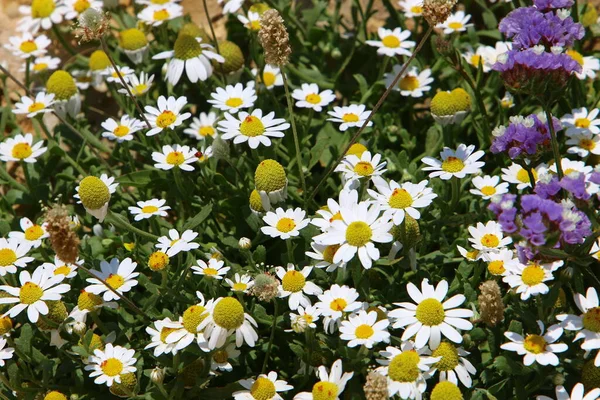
[590, 169, 600, 185]
[560, 172, 591, 200]
[488, 194, 518, 233]
[491, 114, 560, 158]
[533, 0, 574, 11]
[535, 173, 561, 199]
[560, 200, 592, 244]
[519, 194, 563, 246]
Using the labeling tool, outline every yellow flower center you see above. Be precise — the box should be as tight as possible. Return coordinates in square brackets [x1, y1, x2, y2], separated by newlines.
[31, 0, 56, 18]
[255, 159, 287, 193]
[432, 342, 459, 371]
[480, 186, 496, 196]
[322, 244, 340, 263]
[24, 225, 44, 241]
[330, 298, 347, 312]
[113, 125, 130, 137]
[342, 113, 359, 123]
[410, 5, 423, 13]
[250, 377, 276, 400]
[132, 84, 148, 96]
[213, 349, 229, 364]
[240, 116, 266, 137]
[232, 282, 248, 291]
[149, 251, 169, 271]
[124, 242, 135, 251]
[480, 234, 500, 248]
[141, 205, 159, 214]
[225, 97, 243, 108]
[575, 118, 591, 128]
[346, 143, 367, 157]
[580, 138, 595, 150]
[566, 49, 585, 66]
[159, 327, 178, 342]
[153, 9, 170, 21]
[470, 55, 482, 66]
[305, 93, 321, 104]
[448, 22, 463, 30]
[388, 351, 420, 382]
[487, 260, 505, 275]
[399, 76, 420, 91]
[151, 0, 169, 4]
[33, 63, 48, 72]
[381, 35, 401, 48]
[583, 307, 600, 332]
[73, 0, 90, 13]
[465, 250, 479, 260]
[355, 324, 374, 339]
[523, 334, 547, 354]
[516, 168, 535, 183]
[282, 270, 306, 292]
[166, 151, 185, 166]
[431, 381, 463, 400]
[19, 282, 44, 304]
[345, 221, 373, 247]
[0, 316, 11, 336]
[182, 304, 208, 333]
[276, 217, 296, 233]
[156, 110, 176, 128]
[521, 264, 545, 286]
[203, 267, 218, 276]
[441, 156, 465, 173]
[19, 40, 38, 54]
[28, 102, 46, 113]
[100, 358, 123, 377]
[46, 70, 77, 100]
[388, 188, 413, 209]
[79, 176, 110, 210]
[12, 143, 33, 160]
[312, 381, 339, 400]
[329, 212, 343, 223]
[263, 72, 276, 87]
[54, 265, 72, 275]
[199, 126, 215, 137]
[213, 297, 245, 330]
[105, 274, 125, 290]
[173, 34, 202, 60]
[119, 28, 147, 50]
[353, 161, 374, 176]
[249, 20, 261, 31]
[303, 314, 314, 324]
[415, 298, 446, 326]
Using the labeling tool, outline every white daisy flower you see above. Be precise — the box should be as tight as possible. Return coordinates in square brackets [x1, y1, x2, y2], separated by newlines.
[163, 292, 210, 351]
[0, 338, 14, 367]
[275, 264, 322, 310]
[0, 133, 47, 163]
[310, 189, 358, 233]
[26, 56, 61, 74]
[461, 45, 496, 72]
[199, 296, 259, 349]
[456, 245, 479, 262]
[128, 199, 170, 221]
[501, 162, 540, 190]
[117, 71, 154, 97]
[18, 0, 67, 33]
[561, 107, 600, 136]
[291, 83, 336, 112]
[501, 91, 515, 109]
[590, 239, 600, 260]
[192, 258, 230, 280]
[211, 343, 240, 372]
[63, 0, 102, 19]
[306, 242, 347, 272]
[144, 95, 191, 137]
[135, 0, 181, 5]
[152, 144, 198, 171]
[437, 11, 473, 34]
[287, 305, 321, 333]
[389, 278, 474, 349]
[251, 65, 284, 90]
[0, 238, 33, 276]
[234, 371, 293, 400]
[156, 229, 199, 257]
[398, 0, 423, 18]
[13, 92, 55, 118]
[537, 383, 600, 400]
[84, 257, 139, 302]
[183, 112, 219, 141]
[368, 177, 437, 225]
[550, 158, 593, 177]
[426, 341, 477, 388]
[84, 343, 137, 387]
[293, 359, 353, 400]
[145, 317, 181, 356]
[481, 248, 520, 276]
[366, 27, 415, 57]
[422, 144, 485, 180]
[219, 0, 243, 14]
[208, 83, 257, 114]
[8, 217, 48, 248]
[0, 266, 70, 323]
[101, 115, 145, 142]
[467, 221, 512, 253]
[335, 151, 387, 189]
[238, 11, 261, 31]
[218, 109, 289, 149]
[225, 273, 254, 293]
[314, 284, 361, 333]
[101, 65, 135, 84]
[501, 321, 567, 366]
[385, 65, 433, 98]
[72, 69, 93, 90]
[339, 310, 390, 348]
[41, 255, 82, 279]
[327, 104, 372, 131]
[566, 49, 600, 80]
[566, 131, 600, 157]
[5, 33, 51, 59]
[470, 175, 509, 200]
[74, 174, 118, 222]
[137, 3, 183, 26]
[502, 260, 563, 300]
[261, 207, 310, 240]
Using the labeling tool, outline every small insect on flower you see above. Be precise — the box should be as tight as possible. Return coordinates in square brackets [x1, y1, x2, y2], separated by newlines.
[208, 83, 257, 114]
[261, 207, 310, 240]
[144, 95, 191, 137]
[233, 371, 293, 400]
[366, 27, 415, 57]
[74, 174, 118, 222]
[128, 199, 170, 221]
[422, 144, 485, 180]
[152, 144, 199, 171]
[275, 264, 323, 310]
[85, 343, 137, 387]
[291, 83, 336, 112]
[327, 104, 373, 132]
[218, 109, 290, 149]
[8, 217, 48, 249]
[385, 64, 434, 98]
[0, 133, 47, 163]
[5, 32, 51, 58]
[101, 115, 145, 143]
[192, 258, 230, 280]
[13, 92, 55, 118]
[293, 359, 354, 400]
[184, 111, 219, 141]
[501, 321, 567, 366]
[84, 258, 139, 302]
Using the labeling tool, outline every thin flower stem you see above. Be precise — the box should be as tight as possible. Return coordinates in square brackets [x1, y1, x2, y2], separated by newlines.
[25, 59, 31, 90]
[450, 177, 460, 211]
[307, 26, 434, 206]
[261, 299, 279, 374]
[52, 25, 76, 56]
[282, 71, 307, 201]
[0, 165, 28, 192]
[544, 106, 563, 179]
[105, 211, 159, 240]
[202, 0, 226, 81]
[455, 66, 492, 148]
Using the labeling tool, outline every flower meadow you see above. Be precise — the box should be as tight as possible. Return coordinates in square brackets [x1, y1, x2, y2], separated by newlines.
[2, 0, 600, 398]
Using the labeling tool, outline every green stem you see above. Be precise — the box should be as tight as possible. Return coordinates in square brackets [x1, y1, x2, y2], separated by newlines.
[261, 300, 279, 374]
[202, 0, 226, 82]
[286, 240, 295, 264]
[90, 310, 109, 335]
[105, 211, 159, 240]
[36, 118, 86, 176]
[282, 71, 307, 201]
[25, 59, 30, 90]
[0, 166, 27, 192]
[450, 177, 460, 211]
[544, 106, 563, 179]
[52, 25, 76, 56]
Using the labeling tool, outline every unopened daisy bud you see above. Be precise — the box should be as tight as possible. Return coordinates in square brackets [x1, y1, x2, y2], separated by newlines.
[72, 321, 87, 336]
[78, 290, 103, 311]
[46, 205, 80, 264]
[258, 9, 292, 66]
[37, 300, 68, 331]
[179, 22, 211, 44]
[346, 143, 368, 157]
[75, 8, 110, 42]
[431, 381, 463, 400]
[44, 391, 68, 400]
[210, 137, 230, 160]
[151, 367, 165, 385]
[430, 88, 471, 126]
[119, 28, 149, 64]
[583, 359, 600, 389]
[148, 251, 169, 271]
[255, 159, 288, 209]
[238, 237, 252, 250]
[109, 372, 137, 398]
[422, 0, 457, 26]
[0, 316, 12, 336]
[401, 215, 421, 249]
[250, 273, 279, 302]
[364, 371, 388, 400]
[478, 280, 504, 327]
[88, 50, 111, 72]
[216, 40, 244, 74]
[79, 332, 104, 352]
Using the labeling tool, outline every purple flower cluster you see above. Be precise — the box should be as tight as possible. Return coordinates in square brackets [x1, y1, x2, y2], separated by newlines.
[534, 171, 592, 200]
[533, 0, 574, 11]
[491, 114, 561, 158]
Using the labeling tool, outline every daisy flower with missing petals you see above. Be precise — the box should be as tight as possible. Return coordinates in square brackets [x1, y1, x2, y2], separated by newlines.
[233, 371, 293, 400]
[27, 56, 60, 74]
[5, 33, 51, 59]
[389, 279, 474, 349]
[128, 199, 170, 221]
[102, 65, 135, 84]
[503, 260, 563, 300]
[0, 133, 47, 163]
[561, 107, 600, 136]
[339, 310, 390, 348]
[41, 255, 82, 279]
[467, 221, 512, 253]
[117, 72, 154, 97]
[156, 229, 199, 257]
[18, 0, 67, 33]
[85, 343, 137, 387]
[192, 258, 230, 280]
[211, 343, 240, 372]
[8, 217, 48, 248]
[501, 162, 540, 190]
[368, 177, 437, 225]
[426, 342, 477, 388]
[537, 383, 600, 400]
[144, 317, 180, 357]
[314, 284, 361, 333]
[137, 4, 183, 26]
[74, 174, 118, 222]
[0, 266, 70, 323]
[335, 151, 387, 189]
[287, 305, 321, 333]
[501, 92, 515, 109]
[385, 64, 433, 98]
[218, 109, 289, 149]
[456, 246, 479, 262]
[293, 359, 354, 400]
[101, 115, 145, 143]
[84, 258, 139, 302]
[261, 207, 310, 240]
[306, 242, 347, 272]
[144, 95, 191, 136]
[0, 338, 14, 367]
[590, 239, 600, 260]
[0, 238, 34, 276]
[327, 104, 372, 132]
[225, 273, 254, 293]
[200, 296, 259, 349]
[398, 0, 423, 18]
[422, 144, 485, 180]
[276, 264, 322, 310]
[163, 292, 210, 352]
[184, 112, 218, 141]
[311, 189, 358, 233]
[291, 83, 336, 112]
[208, 83, 257, 114]
[470, 175, 509, 200]
[366, 27, 415, 57]
[461, 45, 496, 72]
[566, 49, 600, 80]
[152, 145, 198, 171]
[238, 11, 261, 31]
[13, 92, 55, 118]
[566, 131, 600, 157]
[251, 65, 283, 90]
[437, 11, 473, 34]
[501, 321, 567, 366]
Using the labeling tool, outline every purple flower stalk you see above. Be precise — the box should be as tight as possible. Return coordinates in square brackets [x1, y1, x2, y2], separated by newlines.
[491, 114, 561, 158]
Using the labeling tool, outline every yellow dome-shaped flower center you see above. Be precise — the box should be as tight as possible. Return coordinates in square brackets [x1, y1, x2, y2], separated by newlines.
[465, 250, 478, 260]
[156, 110, 176, 128]
[199, 126, 215, 137]
[54, 265, 72, 275]
[410, 5, 423, 13]
[448, 22, 463, 30]
[521, 264, 545, 286]
[580, 138, 595, 150]
[159, 326, 178, 342]
[249, 20, 261, 30]
[44, 391, 68, 400]
[255, 159, 287, 192]
[33, 63, 48, 72]
[106, 273, 125, 290]
[173, 34, 202, 60]
[353, 161, 374, 177]
[233, 282, 248, 291]
[487, 260, 505, 275]
[330, 298, 347, 312]
[416, 298, 445, 326]
[388, 351, 420, 382]
[305, 93, 321, 104]
[250, 377, 276, 400]
[100, 358, 123, 377]
[431, 381, 463, 400]
[432, 342, 459, 371]
[240, 116, 266, 137]
[113, 125, 130, 137]
[480, 186, 496, 196]
[153, 8, 170, 21]
[73, 0, 90, 13]
[203, 267, 218, 276]
[225, 97, 243, 108]
[516, 168, 536, 184]
[355, 324, 374, 339]
[480, 233, 500, 248]
[347, 143, 367, 157]
[182, 305, 208, 333]
[329, 212, 342, 223]
[399, 76, 419, 91]
[88, 50, 111, 71]
[78, 291, 103, 310]
[149, 251, 169, 271]
[0, 316, 12, 336]
[249, 189, 266, 212]
[12, 143, 33, 159]
[470, 55, 482, 66]
[19, 40, 38, 54]
[28, 102, 46, 113]
[342, 113, 359, 123]
[276, 217, 296, 233]
[141, 205, 159, 214]
[119, 28, 147, 51]
[282, 270, 306, 292]
[32, 0, 56, 18]
[389, 188, 413, 209]
[566, 50, 585, 66]
[575, 117, 591, 128]
[583, 307, 600, 332]
[262, 71, 276, 87]
[24, 225, 44, 241]
[46, 70, 77, 101]
[345, 221, 373, 247]
[312, 381, 339, 400]
[19, 282, 44, 304]
[213, 297, 245, 330]
[441, 156, 465, 173]
[78, 176, 110, 210]
[322, 244, 340, 263]
[582, 359, 600, 389]
[0, 248, 17, 267]
[303, 314, 314, 324]
[213, 349, 229, 364]
[132, 84, 148, 96]
[166, 151, 185, 166]
[523, 334, 547, 354]
[382, 35, 400, 48]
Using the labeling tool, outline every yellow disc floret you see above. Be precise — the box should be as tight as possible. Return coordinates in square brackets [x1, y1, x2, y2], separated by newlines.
[282, 270, 306, 292]
[46, 70, 77, 101]
[353, 161, 374, 176]
[312, 381, 339, 400]
[88, 50, 112, 71]
[451, 88, 471, 112]
[0, 316, 12, 335]
[431, 381, 463, 400]
[217, 40, 244, 74]
[12, 143, 33, 160]
[213, 297, 245, 330]
[78, 290, 103, 311]
[276, 217, 296, 233]
[249, 189, 266, 212]
[240, 116, 266, 137]
[345, 221, 372, 247]
[346, 143, 367, 157]
[109, 372, 137, 398]
[173, 34, 202, 60]
[44, 391, 68, 400]
[388, 188, 413, 209]
[80, 333, 104, 352]
[31, 0, 56, 18]
[521, 263, 545, 286]
[583, 307, 600, 332]
[178, 22, 211, 43]
[0, 249, 17, 267]
[415, 298, 445, 326]
[487, 260, 505, 276]
[441, 156, 465, 173]
[19, 282, 44, 304]
[78, 176, 109, 211]
[182, 304, 208, 333]
[149, 251, 169, 271]
[101, 358, 123, 377]
[255, 159, 286, 193]
[37, 300, 68, 330]
[523, 334, 547, 354]
[430, 91, 455, 116]
[432, 342, 459, 371]
[119, 28, 147, 51]
[388, 351, 420, 382]
[250, 377, 276, 400]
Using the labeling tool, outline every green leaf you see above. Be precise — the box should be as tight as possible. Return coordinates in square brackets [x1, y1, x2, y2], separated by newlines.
[253, 245, 266, 264]
[117, 169, 161, 187]
[182, 203, 213, 231]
